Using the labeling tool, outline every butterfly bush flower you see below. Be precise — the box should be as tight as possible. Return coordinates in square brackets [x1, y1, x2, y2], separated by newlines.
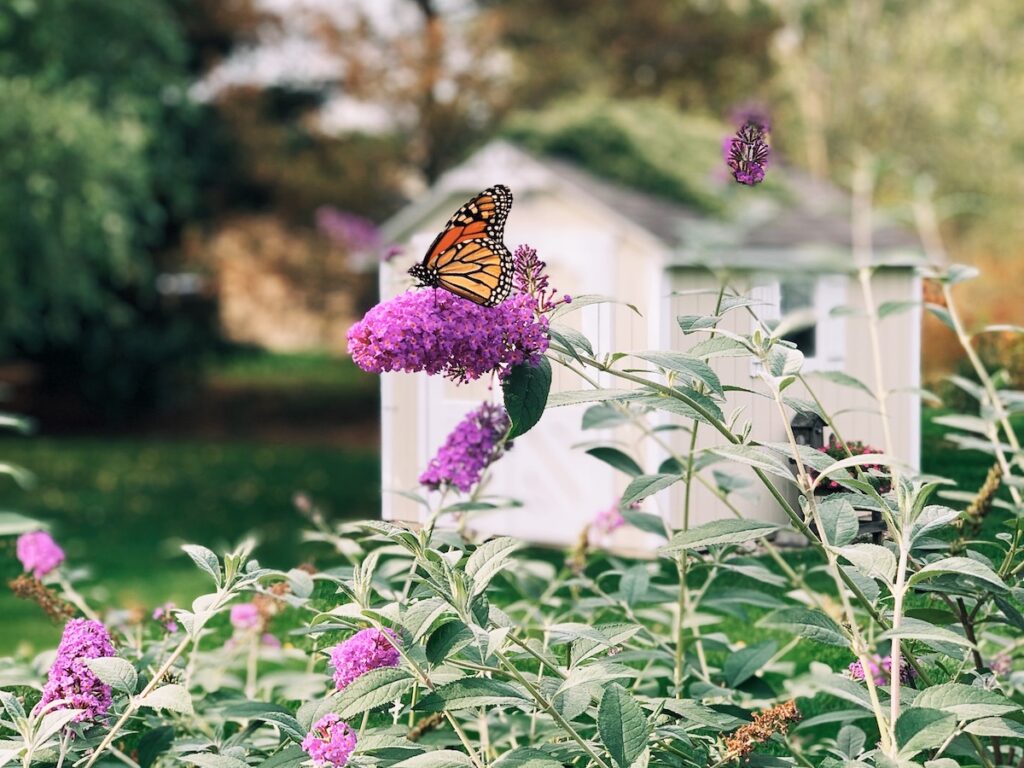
[725, 115, 770, 186]
[513, 244, 571, 314]
[330, 628, 401, 691]
[848, 654, 914, 686]
[152, 602, 178, 633]
[347, 289, 549, 383]
[38, 619, 116, 723]
[16, 530, 64, 579]
[592, 505, 626, 536]
[230, 602, 261, 631]
[420, 403, 511, 493]
[302, 713, 358, 767]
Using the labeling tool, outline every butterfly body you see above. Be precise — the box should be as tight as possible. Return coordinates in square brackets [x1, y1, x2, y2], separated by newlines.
[409, 185, 514, 307]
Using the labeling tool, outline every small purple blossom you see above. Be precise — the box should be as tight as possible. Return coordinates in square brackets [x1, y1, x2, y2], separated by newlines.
[316, 206, 383, 264]
[848, 654, 914, 686]
[513, 244, 571, 314]
[16, 530, 64, 579]
[347, 289, 549, 383]
[262, 633, 282, 649]
[302, 713, 358, 767]
[725, 118, 770, 186]
[230, 603, 261, 631]
[152, 603, 178, 633]
[330, 628, 401, 691]
[990, 654, 1012, 678]
[419, 403, 511, 493]
[592, 505, 626, 536]
[38, 619, 116, 723]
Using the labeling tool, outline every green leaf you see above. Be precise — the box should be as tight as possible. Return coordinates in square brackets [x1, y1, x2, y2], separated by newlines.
[0, 511, 46, 536]
[634, 351, 723, 397]
[620, 473, 682, 506]
[810, 370, 876, 399]
[964, 717, 1024, 738]
[896, 708, 956, 757]
[758, 609, 849, 647]
[585, 447, 644, 478]
[677, 314, 721, 334]
[598, 683, 650, 768]
[503, 358, 552, 439]
[723, 641, 778, 688]
[618, 565, 650, 606]
[582, 402, 631, 430]
[402, 598, 455, 643]
[465, 537, 522, 596]
[620, 507, 666, 537]
[835, 725, 866, 759]
[137, 726, 175, 768]
[86, 657, 138, 694]
[416, 678, 529, 712]
[660, 519, 778, 554]
[182, 544, 221, 586]
[257, 745, 307, 768]
[710, 445, 796, 481]
[393, 751, 476, 768]
[818, 497, 860, 547]
[493, 748, 564, 768]
[333, 667, 415, 719]
[137, 684, 193, 715]
[547, 389, 640, 408]
[182, 755, 250, 768]
[878, 300, 921, 318]
[926, 303, 956, 332]
[837, 543, 897, 583]
[426, 621, 474, 665]
[913, 684, 1021, 720]
[909, 557, 1006, 592]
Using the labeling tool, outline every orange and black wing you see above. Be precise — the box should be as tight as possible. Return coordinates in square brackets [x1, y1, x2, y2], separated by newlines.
[421, 185, 512, 271]
[432, 237, 514, 307]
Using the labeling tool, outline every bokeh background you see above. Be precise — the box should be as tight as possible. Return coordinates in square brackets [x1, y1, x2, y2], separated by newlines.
[1, 0, 1022, 650]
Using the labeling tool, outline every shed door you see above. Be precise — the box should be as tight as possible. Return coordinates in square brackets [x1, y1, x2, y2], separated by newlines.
[419, 230, 619, 545]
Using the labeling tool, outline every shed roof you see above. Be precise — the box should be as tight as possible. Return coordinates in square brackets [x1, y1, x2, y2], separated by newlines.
[383, 140, 924, 270]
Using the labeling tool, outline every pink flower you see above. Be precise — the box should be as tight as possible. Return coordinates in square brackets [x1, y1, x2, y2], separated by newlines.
[592, 505, 626, 536]
[419, 403, 510, 493]
[848, 654, 914, 686]
[302, 713, 357, 767]
[152, 603, 178, 633]
[16, 530, 64, 579]
[330, 628, 401, 691]
[38, 619, 116, 723]
[230, 603, 261, 631]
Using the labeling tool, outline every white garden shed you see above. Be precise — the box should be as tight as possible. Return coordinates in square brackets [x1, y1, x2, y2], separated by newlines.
[377, 140, 924, 549]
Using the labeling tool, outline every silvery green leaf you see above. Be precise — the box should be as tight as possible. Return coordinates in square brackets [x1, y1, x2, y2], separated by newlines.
[31, 708, 82, 747]
[758, 608, 849, 648]
[964, 717, 1024, 738]
[585, 447, 644, 478]
[415, 678, 529, 713]
[621, 474, 682, 506]
[182, 755, 250, 768]
[879, 617, 971, 652]
[465, 537, 522, 597]
[286, 568, 314, 599]
[332, 667, 414, 719]
[182, 545, 222, 586]
[393, 750, 477, 768]
[598, 683, 650, 768]
[818, 497, 860, 547]
[912, 683, 1020, 720]
[710, 445, 795, 481]
[723, 641, 778, 688]
[661, 519, 778, 553]
[896, 708, 956, 757]
[909, 557, 1006, 592]
[634, 351, 724, 398]
[86, 657, 138, 694]
[835, 725, 866, 759]
[836, 543, 897, 583]
[137, 684, 194, 715]
[492, 747, 564, 768]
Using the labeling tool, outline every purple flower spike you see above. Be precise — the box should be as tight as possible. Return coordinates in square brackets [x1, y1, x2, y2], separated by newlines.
[347, 289, 549, 383]
[419, 403, 511, 493]
[302, 713, 358, 767]
[725, 118, 770, 186]
[16, 530, 64, 579]
[513, 244, 571, 314]
[38, 619, 117, 723]
[330, 628, 401, 691]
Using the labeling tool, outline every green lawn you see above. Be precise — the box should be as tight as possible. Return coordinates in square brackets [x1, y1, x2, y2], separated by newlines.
[0, 438, 379, 653]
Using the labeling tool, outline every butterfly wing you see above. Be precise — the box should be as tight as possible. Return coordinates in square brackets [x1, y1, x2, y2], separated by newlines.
[432, 237, 513, 307]
[421, 185, 512, 271]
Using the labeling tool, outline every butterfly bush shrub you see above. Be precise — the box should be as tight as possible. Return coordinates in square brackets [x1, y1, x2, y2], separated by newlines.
[1, 249, 1023, 768]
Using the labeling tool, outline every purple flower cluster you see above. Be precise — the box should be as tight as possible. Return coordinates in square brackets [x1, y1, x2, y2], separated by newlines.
[419, 403, 511, 493]
[848, 654, 914, 686]
[724, 117, 770, 186]
[230, 602, 261, 631]
[16, 530, 64, 579]
[330, 628, 401, 691]
[38, 619, 116, 723]
[302, 713, 358, 767]
[347, 289, 549, 383]
[513, 244, 571, 314]
[592, 505, 626, 536]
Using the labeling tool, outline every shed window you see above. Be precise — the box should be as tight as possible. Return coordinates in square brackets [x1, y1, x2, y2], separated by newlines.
[751, 274, 846, 372]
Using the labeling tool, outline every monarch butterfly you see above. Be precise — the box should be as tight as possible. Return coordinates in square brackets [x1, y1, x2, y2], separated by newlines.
[408, 185, 513, 307]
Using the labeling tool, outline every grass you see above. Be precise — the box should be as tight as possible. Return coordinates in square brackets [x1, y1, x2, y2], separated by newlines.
[209, 350, 377, 393]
